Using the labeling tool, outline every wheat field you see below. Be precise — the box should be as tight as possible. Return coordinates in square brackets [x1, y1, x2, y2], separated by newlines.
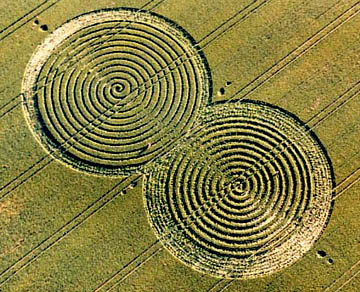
[0, 1, 360, 291]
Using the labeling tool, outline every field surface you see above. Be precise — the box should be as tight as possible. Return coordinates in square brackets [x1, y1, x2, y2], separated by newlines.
[0, 0, 360, 291]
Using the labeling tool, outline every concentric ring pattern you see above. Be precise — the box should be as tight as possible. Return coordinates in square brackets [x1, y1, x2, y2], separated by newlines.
[22, 8, 210, 175]
[145, 101, 334, 279]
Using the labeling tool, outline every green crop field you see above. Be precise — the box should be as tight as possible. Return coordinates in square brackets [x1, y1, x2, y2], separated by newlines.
[0, 0, 359, 291]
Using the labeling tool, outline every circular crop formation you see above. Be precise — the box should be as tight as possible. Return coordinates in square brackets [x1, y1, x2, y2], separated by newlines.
[22, 8, 210, 175]
[145, 101, 334, 279]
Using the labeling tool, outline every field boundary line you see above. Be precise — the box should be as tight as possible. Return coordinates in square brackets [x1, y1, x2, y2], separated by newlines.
[0, 0, 63, 42]
[93, 241, 163, 292]
[0, 78, 23, 118]
[0, 95, 22, 120]
[227, 1, 360, 101]
[335, 270, 360, 291]
[0, 175, 141, 286]
[337, 147, 360, 171]
[324, 258, 360, 291]
[206, 279, 231, 292]
[199, 0, 271, 49]
[306, 80, 360, 128]
[208, 279, 232, 292]
[333, 166, 360, 200]
[0, 156, 53, 202]
[315, 0, 343, 20]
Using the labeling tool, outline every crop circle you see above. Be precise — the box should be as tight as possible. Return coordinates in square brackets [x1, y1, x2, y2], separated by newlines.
[144, 100, 334, 279]
[22, 8, 211, 175]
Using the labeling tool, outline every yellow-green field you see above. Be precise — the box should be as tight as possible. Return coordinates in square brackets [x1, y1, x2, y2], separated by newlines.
[1, 0, 360, 291]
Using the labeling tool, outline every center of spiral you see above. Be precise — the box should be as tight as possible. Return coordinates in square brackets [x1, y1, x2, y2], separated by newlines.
[230, 182, 249, 199]
[111, 83, 127, 99]
[113, 84, 124, 93]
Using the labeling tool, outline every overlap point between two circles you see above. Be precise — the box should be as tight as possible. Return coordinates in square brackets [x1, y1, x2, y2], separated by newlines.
[22, 8, 334, 280]
[22, 8, 212, 175]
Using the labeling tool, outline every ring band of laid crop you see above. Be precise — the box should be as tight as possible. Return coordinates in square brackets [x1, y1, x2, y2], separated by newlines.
[144, 100, 334, 279]
[22, 8, 211, 175]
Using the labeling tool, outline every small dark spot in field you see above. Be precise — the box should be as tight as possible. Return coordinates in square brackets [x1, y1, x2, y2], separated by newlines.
[218, 87, 225, 96]
[40, 24, 49, 32]
[327, 258, 334, 264]
[226, 81, 232, 86]
[128, 181, 138, 190]
[317, 250, 326, 258]
[33, 19, 39, 25]
[1, 165, 9, 172]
